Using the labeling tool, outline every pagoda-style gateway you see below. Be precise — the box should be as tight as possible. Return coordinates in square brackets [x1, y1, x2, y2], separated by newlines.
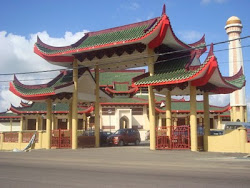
[8, 5, 246, 151]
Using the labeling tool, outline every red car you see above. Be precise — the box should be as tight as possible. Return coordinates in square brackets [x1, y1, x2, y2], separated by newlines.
[107, 128, 141, 146]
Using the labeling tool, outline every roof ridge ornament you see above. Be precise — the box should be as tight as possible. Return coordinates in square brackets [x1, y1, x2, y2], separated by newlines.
[162, 4, 166, 15]
[208, 43, 214, 57]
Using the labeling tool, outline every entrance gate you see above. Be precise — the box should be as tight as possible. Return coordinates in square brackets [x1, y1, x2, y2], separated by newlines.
[51, 129, 72, 148]
[156, 125, 190, 150]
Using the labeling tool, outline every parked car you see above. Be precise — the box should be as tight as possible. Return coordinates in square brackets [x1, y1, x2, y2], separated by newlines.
[80, 130, 112, 146]
[107, 128, 141, 146]
[210, 129, 223, 135]
[210, 122, 250, 136]
[224, 122, 250, 131]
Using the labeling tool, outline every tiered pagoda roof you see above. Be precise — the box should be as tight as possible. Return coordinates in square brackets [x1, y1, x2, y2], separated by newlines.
[9, 67, 110, 102]
[10, 5, 245, 104]
[10, 102, 94, 115]
[132, 44, 245, 95]
[95, 70, 143, 97]
[155, 99, 231, 115]
[9, 95, 230, 116]
[33, 5, 207, 71]
[0, 111, 20, 119]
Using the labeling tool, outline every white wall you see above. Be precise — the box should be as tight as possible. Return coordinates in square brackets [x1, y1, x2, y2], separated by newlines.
[0, 121, 20, 132]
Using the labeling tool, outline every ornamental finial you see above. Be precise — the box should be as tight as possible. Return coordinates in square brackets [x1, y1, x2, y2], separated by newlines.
[208, 43, 214, 57]
[162, 4, 166, 15]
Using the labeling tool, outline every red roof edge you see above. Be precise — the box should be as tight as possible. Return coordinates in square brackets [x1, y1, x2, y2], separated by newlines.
[224, 67, 244, 81]
[9, 82, 54, 101]
[148, 14, 169, 49]
[105, 87, 138, 94]
[79, 106, 94, 114]
[189, 34, 206, 47]
[34, 45, 74, 62]
[162, 4, 166, 15]
[20, 101, 30, 107]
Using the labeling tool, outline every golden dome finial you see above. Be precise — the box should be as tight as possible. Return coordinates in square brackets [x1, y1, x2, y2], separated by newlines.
[226, 16, 241, 25]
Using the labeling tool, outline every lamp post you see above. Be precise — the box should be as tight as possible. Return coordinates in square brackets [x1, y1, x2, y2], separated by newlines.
[108, 109, 112, 133]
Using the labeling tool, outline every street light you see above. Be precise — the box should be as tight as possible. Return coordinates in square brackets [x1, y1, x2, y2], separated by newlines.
[107, 109, 112, 133]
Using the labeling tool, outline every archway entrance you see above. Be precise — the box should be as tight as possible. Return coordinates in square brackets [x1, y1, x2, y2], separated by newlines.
[120, 116, 129, 129]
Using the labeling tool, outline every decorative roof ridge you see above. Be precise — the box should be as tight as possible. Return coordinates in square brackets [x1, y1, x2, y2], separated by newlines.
[155, 107, 230, 114]
[210, 104, 231, 113]
[47, 71, 66, 87]
[191, 43, 216, 70]
[185, 53, 196, 70]
[78, 106, 94, 114]
[191, 45, 218, 87]
[224, 67, 244, 81]
[12, 74, 48, 89]
[88, 17, 159, 37]
[0, 109, 21, 118]
[0, 111, 8, 115]
[207, 43, 214, 57]
[36, 36, 74, 52]
[188, 34, 206, 47]
[11, 102, 35, 111]
[132, 72, 150, 86]
[10, 104, 23, 114]
[189, 35, 207, 58]
[162, 4, 166, 15]
[54, 81, 74, 90]
[105, 86, 138, 94]
[173, 97, 186, 102]
[20, 100, 30, 107]
[219, 67, 246, 89]
[209, 103, 230, 109]
[36, 17, 159, 52]
[12, 71, 65, 90]
[202, 44, 245, 90]
[54, 67, 91, 90]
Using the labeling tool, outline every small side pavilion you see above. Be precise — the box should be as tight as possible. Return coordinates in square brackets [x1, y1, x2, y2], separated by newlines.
[10, 67, 110, 149]
[10, 5, 245, 151]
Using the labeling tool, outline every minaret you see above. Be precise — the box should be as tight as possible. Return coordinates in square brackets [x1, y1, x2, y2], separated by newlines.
[225, 16, 247, 122]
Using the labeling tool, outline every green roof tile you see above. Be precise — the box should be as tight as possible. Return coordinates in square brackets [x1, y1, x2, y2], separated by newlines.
[94, 71, 144, 85]
[225, 75, 245, 88]
[36, 18, 160, 55]
[135, 56, 208, 85]
[12, 70, 74, 96]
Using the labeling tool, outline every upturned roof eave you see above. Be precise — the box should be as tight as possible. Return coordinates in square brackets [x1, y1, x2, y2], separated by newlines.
[34, 16, 163, 58]
[9, 82, 55, 101]
[34, 7, 197, 64]
[132, 55, 210, 87]
[9, 68, 94, 101]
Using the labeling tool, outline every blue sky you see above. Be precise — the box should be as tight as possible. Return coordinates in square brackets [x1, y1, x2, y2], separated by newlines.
[0, 0, 250, 115]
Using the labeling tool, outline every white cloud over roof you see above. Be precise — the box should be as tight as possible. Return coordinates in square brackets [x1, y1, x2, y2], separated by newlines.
[0, 30, 87, 112]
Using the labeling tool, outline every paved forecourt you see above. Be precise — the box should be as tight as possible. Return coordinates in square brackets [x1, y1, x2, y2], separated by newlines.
[0, 147, 249, 188]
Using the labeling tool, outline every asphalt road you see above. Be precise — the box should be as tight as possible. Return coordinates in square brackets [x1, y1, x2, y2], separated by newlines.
[0, 146, 250, 188]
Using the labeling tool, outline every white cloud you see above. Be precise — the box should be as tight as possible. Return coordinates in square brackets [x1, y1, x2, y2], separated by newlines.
[201, 0, 228, 4]
[177, 30, 203, 43]
[129, 2, 140, 10]
[0, 30, 88, 112]
[119, 2, 140, 11]
[209, 94, 230, 106]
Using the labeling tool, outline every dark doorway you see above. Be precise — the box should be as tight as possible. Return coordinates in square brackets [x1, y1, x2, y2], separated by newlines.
[58, 119, 67, 129]
[27, 119, 36, 130]
[120, 116, 129, 129]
